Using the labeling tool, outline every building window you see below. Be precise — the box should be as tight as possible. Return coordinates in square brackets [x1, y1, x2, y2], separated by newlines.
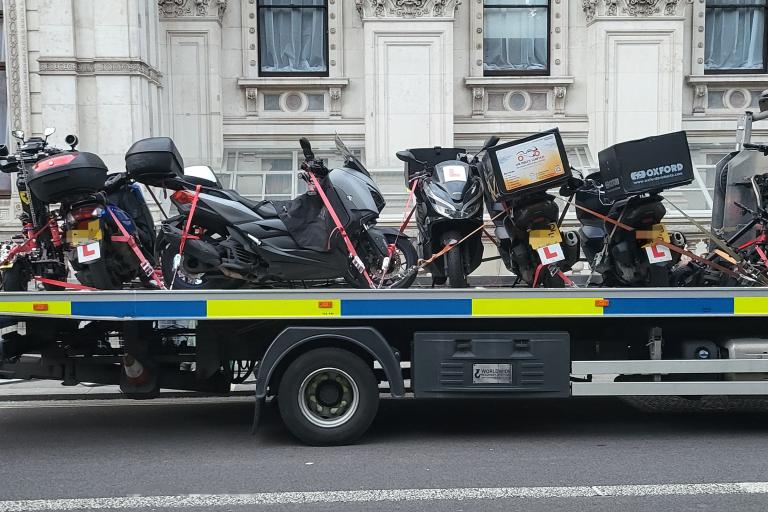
[257, 0, 328, 76]
[483, 0, 549, 76]
[705, 0, 767, 73]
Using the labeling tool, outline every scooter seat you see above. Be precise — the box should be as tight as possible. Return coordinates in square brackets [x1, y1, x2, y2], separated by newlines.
[223, 189, 282, 218]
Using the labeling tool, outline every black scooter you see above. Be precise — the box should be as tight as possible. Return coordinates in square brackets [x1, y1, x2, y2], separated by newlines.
[156, 136, 417, 289]
[565, 174, 686, 286]
[396, 146, 485, 287]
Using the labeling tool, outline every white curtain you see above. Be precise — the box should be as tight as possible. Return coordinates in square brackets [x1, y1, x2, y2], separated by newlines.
[484, 5, 548, 72]
[705, 0, 765, 71]
[259, 0, 326, 73]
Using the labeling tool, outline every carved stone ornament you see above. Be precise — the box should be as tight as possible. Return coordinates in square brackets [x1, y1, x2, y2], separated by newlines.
[357, 0, 460, 18]
[582, 0, 598, 22]
[582, 0, 682, 19]
[158, 0, 228, 20]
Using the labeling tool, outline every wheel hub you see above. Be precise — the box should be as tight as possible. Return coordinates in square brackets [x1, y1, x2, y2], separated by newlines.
[298, 368, 359, 428]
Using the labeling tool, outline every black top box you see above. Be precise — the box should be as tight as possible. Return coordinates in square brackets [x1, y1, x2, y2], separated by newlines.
[481, 128, 570, 202]
[401, 147, 465, 187]
[28, 151, 108, 203]
[598, 131, 694, 200]
[125, 137, 184, 187]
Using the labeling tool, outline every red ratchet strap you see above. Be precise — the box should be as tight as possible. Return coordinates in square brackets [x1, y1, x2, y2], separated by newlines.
[377, 180, 420, 288]
[0, 224, 50, 266]
[179, 185, 202, 258]
[307, 172, 375, 288]
[756, 246, 768, 268]
[566, 199, 747, 281]
[34, 276, 97, 291]
[107, 207, 166, 289]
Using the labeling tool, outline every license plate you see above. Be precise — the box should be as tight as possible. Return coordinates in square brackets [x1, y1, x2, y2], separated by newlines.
[77, 242, 101, 263]
[67, 220, 102, 246]
[637, 223, 671, 246]
[529, 224, 562, 251]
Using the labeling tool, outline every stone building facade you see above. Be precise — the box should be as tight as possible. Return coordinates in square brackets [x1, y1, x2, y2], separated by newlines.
[0, 0, 766, 241]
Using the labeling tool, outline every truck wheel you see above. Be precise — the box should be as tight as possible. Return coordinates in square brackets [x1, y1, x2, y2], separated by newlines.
[278, 348, 379, 446]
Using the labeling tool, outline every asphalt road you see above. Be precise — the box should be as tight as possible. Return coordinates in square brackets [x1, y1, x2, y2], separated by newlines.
[1, 396, 768, 511]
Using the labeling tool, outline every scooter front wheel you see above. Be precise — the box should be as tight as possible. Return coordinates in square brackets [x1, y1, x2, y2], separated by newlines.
[346, 234, 418, 289]
[443, 230, 468, 288]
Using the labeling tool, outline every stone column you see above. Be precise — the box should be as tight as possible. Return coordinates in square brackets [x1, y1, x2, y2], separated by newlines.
[357, 0, 459, 169]
[583, 0, 686, 154]
[158, 0, 227, 169]
[34, 0, 163, 171]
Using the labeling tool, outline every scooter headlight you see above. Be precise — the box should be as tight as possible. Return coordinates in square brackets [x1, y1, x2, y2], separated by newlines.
[424, 185, 459, 218]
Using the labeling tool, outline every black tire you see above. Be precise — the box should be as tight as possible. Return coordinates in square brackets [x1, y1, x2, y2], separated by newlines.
[158, 240, 242, 290]
[346, 234, 418, 289]
[75, 258, 121, 290]
[443, 231, 468, 288]
[2, 261, 30, 291]
[278, 348, 379, 446]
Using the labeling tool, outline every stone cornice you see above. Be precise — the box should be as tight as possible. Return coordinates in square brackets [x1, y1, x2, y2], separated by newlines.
[356, 0, 460, 20]
[158, 0, 227, 22]
[38, 58, 164, 86]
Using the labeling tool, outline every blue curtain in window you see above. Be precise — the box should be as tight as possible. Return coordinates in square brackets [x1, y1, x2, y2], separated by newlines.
[259, 0, 326, 73]
[484, 1, 548, 72]
[705, 0, 765, 71]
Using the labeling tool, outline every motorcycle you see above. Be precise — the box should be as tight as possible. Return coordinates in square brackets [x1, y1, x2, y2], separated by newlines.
[563, 173, 687, 287]
[155, 135, 418, 289]
[477, 131, 580, 287]
[395, 145, 485, 288]
[0, 128, 69, 291]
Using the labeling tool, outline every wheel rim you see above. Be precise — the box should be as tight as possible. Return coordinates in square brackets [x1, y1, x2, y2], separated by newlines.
[298, 367, 359, 428]
[374, 242, 408, 287]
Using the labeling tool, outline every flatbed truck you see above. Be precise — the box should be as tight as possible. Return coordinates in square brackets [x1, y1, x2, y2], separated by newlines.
[1, 287, 768, 445]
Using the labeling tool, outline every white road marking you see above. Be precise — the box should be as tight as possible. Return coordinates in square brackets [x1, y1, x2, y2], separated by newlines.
[1, 482, 768, 511]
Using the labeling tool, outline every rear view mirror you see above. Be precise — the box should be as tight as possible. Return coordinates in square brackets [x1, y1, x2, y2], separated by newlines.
[480, 136, 500, 152]
[183, 165, 221, 187]
[12, 130, 24, 141]
[43, 127, 56, 138]
[299, 138, 315, 160]
[396, 150, 419, 164]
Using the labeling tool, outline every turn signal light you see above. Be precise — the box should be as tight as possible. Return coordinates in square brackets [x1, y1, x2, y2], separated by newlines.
[171, 189, 197, 205]
[32, 303, 49, 311]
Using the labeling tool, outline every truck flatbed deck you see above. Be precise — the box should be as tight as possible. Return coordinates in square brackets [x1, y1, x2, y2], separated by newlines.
[1, 286, 768, 445]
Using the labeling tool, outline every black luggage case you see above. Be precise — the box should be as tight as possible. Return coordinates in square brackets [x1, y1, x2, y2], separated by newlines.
[28, 152, 108, 203]
[125, 137, 184, 187]
[598, 131, 694, 200]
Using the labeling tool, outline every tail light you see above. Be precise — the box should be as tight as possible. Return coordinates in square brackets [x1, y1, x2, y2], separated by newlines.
[66, 205, 104, 224]
[33, 154, 77, 172]
[171, 189, 198, 205]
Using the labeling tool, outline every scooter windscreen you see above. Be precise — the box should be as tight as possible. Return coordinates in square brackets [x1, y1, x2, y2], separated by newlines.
[335, 134, 371, 178]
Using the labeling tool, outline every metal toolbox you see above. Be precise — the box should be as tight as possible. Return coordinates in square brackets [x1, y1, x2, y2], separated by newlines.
[412, 331, 570, 398]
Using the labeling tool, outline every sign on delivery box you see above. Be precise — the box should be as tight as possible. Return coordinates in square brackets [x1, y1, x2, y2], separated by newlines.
[482, 128, 571, 202]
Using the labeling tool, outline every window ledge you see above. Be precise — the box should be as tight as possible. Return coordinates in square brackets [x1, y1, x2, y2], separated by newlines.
[465, 76, 575, 88]
[237, 77, 349, 88]
[688, 75, 768, 85]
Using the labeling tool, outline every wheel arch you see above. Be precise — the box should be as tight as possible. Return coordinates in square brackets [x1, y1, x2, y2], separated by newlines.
[255, 326, 405, 400]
